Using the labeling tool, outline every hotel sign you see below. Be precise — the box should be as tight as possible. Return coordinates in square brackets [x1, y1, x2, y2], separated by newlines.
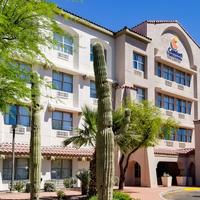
[167, 36, 183, 61]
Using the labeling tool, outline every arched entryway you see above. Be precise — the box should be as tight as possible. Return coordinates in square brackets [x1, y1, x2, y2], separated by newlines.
[125, 161, 141, 186]
[157, 162, 180, 185]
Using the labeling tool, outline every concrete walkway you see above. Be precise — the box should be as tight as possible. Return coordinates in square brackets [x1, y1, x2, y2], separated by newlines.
[123, 186, 180, 200]
[0, 187, 180, 200]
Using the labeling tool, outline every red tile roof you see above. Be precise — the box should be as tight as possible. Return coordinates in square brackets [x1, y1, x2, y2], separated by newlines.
[154, 148, 194, 156]
[0, 143, 94, 158]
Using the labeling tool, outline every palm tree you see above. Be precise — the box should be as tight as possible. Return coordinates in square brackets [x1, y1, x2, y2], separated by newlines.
[64, 105, 130, 196]
[64, 105, 97, 196]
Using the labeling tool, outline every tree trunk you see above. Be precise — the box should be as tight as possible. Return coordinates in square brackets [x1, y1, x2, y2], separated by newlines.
[119, 154, 125, 190]
[93, 43, 114, 200]
[88, 150, 97, 196]
[118, 146, 141, 190]
[30, 71, 41, 200]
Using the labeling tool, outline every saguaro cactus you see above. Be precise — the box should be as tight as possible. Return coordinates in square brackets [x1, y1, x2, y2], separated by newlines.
[30, 71, 41, 200]
[93, 43, 114, 200]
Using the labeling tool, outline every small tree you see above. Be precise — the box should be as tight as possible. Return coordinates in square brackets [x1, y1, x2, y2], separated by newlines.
[116, 101, 178, 190]
[0, 1, 65, 200]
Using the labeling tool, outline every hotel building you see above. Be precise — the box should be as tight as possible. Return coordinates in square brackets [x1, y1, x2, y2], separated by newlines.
[0, 10, 200, 190]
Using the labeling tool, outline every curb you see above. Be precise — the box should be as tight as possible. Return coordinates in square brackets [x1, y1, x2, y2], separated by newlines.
[159, 188, 183, 200]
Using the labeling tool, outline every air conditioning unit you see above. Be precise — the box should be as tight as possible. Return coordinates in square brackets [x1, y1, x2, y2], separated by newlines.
[179, 142, 186, 148]
[178, 113, 185, 119]
[57, 91, 69, 99]
[166, 141, 173, 147]
[134, 69, 143, 77]
[165, 80, 172, 87]
[166, 110, 173, 117]
[56, 130, 70, 138]
[57, 52, 69, 61]
[177, 84, 184, 90]
[10, 126, 26, 135]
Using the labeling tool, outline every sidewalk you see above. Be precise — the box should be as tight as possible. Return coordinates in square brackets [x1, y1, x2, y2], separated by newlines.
[0, 187, 180, 200]
[123, 186, 180, 200]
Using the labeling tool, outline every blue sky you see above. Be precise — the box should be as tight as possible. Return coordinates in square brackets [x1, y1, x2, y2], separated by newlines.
[51, 0, 200, 44]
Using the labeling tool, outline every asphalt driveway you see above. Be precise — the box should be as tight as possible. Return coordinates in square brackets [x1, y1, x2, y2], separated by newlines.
[164, 190, 200, 200]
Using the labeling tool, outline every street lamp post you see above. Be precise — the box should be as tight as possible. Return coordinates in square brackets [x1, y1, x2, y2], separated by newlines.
[10, 125, 16, 192]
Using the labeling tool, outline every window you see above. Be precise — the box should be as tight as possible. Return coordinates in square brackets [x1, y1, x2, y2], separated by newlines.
[90, 81, 97, 98]
[19, 63, 31, 82]
[186, 74, 191, 87]
[90, 44, 107, 62]
[51, 159, 72, 179]
[133, 53, 145, 71]
[4, 105, 30, 126]
[156, 93, 191, 115]
[52, 111, 73, 131]
[156, 63, 162, 77]
[176, 99, 186, 114]
[187, 130, 192, 142]
[155, 63, 191, 87]
[187, 102, 192, 114]
[163, 65, 173, 81]
[156, 93, 162, 108]
[54, 33, 73, 55]
[52, 71, 73, 93]
[3, 158, 29, 180]
[175, 70, 190, 86]
[134, 163, 141, 178]
[177, 128, 187, 142]
[90, 44, 94, 62]
[163, 96, 174, 111]
[135, 87, 145, 102]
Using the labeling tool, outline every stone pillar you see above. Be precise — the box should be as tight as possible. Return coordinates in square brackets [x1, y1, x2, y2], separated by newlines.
[194, 120, 200, 186]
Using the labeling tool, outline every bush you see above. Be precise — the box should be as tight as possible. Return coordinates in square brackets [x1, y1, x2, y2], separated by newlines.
[89, 191, 137, 200]
[25, 182, 31, 193]
[44, 181, 56, 192]
[76, 169, 90, 195]
[57, 190, 65, 200]
[63, 177, 77, 188]
[113, 191, 132, 200]
[14, 181, 25, 192]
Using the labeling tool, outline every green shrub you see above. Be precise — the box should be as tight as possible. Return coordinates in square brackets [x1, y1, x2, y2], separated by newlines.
[89, 191, 137, 200]
[44, 181, 56, 192]
[113, 191, 132, 200]
[63, 177, 77, 188]
[25, 182, 31, 193]
[14, 181, 25, 192]
[57, 190, 65, 200]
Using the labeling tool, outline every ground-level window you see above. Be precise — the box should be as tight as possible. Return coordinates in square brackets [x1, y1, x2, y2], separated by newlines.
[51, 159, 72, 179]
[3, 158, 29, 180]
